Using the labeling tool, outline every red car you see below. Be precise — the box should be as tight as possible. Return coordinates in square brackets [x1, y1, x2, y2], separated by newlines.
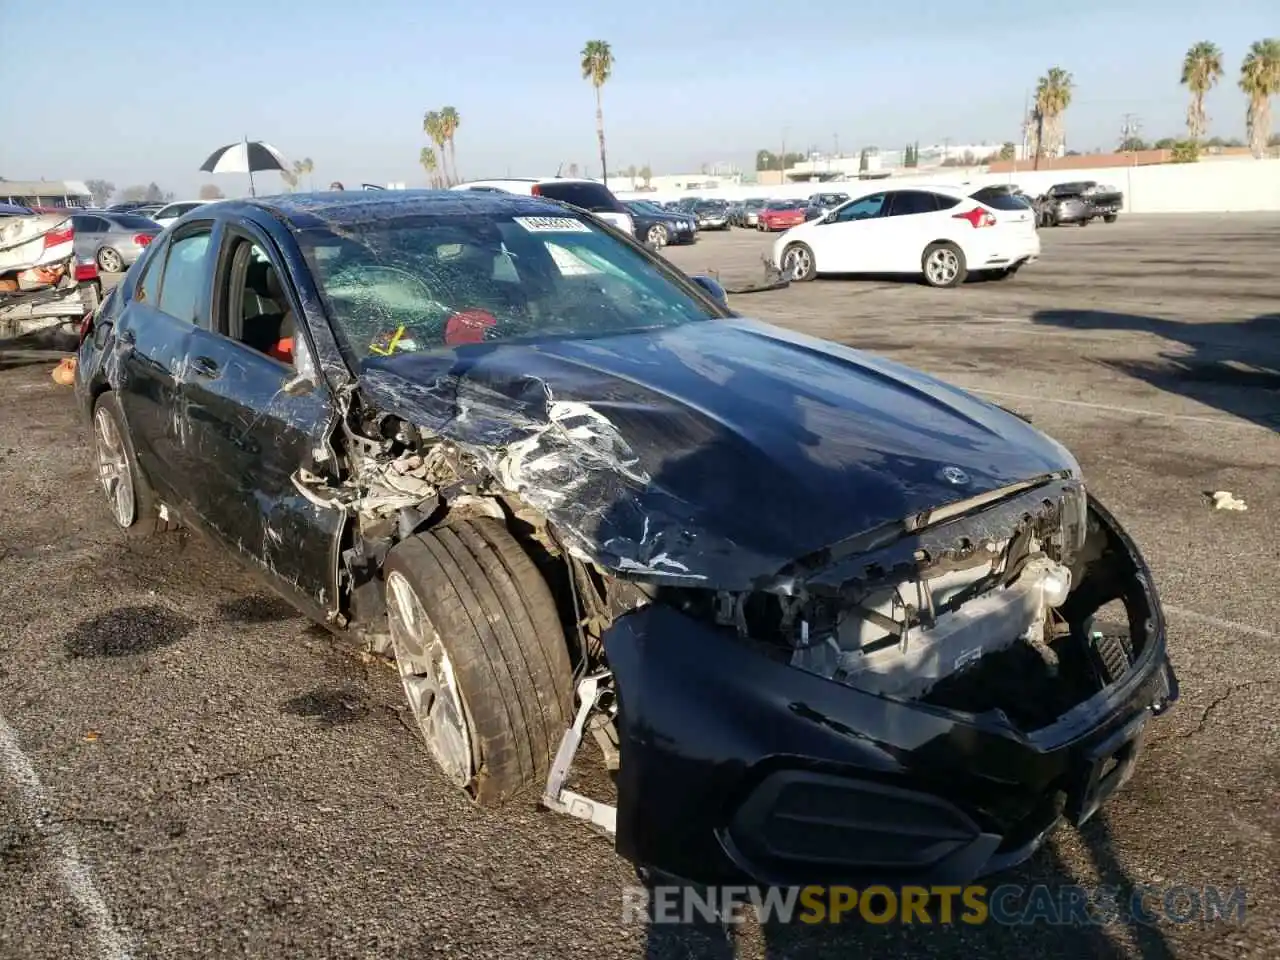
[757, 199, 807, 232]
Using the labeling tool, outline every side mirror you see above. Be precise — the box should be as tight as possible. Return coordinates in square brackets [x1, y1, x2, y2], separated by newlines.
[691, 275, 728, 306]
[822, 212, 837, 224]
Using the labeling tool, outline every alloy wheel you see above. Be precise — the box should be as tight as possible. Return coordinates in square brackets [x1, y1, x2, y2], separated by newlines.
[647, 224, 668, 247]
[783, 245, 812, 280]
[94, 406, 135, 527]
[926, 248, 960, 286]
[386, 571, 475, 788]
[97, 247, 123, 273]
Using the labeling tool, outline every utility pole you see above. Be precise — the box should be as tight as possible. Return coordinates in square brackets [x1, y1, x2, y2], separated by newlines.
[1120, 113, 1142, 154]
[1120, 113, 1141, 213]
[779, 127, 788, 185]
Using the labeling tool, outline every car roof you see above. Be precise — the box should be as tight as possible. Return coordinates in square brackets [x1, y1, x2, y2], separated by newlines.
[239, 189, 578, 231]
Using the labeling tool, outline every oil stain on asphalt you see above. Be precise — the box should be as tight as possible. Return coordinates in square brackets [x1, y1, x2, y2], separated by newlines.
[216, 593, 300, 624]
[280, 687, 370, 726]
[62, 605, 195, 658]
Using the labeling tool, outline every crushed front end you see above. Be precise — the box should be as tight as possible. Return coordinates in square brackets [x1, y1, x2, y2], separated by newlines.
[548, 476, 1178, 886]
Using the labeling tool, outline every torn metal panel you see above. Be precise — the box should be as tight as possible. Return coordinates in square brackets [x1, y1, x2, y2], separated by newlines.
[356, 318, 1081, 591]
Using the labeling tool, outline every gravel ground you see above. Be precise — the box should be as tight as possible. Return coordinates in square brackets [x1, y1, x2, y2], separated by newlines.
[1, 214, 1277, 959]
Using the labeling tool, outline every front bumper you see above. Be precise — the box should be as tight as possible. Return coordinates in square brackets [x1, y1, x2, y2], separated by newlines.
[600, 496, 1177, 887]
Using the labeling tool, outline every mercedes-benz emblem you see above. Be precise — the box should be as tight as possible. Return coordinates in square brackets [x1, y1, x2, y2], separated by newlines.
[940, 466, 970, 486]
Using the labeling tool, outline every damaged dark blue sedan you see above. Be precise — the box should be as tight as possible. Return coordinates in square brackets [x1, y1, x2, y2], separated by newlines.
[74, 190, 1178, 887]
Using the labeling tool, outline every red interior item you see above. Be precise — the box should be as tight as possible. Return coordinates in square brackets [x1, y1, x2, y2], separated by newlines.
[269, 337, 294, 363]
[444, 308, 497, 346]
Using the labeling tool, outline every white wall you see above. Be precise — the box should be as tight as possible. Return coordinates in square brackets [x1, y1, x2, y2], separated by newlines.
[615, 159, 1280, 214]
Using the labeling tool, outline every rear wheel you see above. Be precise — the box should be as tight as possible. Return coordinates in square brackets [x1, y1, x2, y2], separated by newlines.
[383, 518, 573, 804]
[1104, 214, 1118, 223]
[96, 247, 123, 273]
[922, 242, 967, 288]
[781, 242, 816, 282]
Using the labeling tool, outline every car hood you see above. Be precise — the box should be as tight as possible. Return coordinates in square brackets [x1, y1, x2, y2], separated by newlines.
[358, 318, 1078, 589]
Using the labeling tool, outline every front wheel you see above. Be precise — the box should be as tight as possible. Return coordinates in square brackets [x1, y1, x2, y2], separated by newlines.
[92, 392, 157, 535]
[646, 223, 669, 247]
[922, 242, 967, 288]
[782, 242, 816, 282]
[1104, 214, 1118, 223]
[383, 518, 573, 805]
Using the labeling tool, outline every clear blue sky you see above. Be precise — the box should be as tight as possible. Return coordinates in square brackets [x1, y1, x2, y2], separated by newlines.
[1, 0, 1274, 198]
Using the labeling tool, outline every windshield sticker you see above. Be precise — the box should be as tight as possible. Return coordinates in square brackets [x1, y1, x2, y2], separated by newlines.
[513, 216, 592, 234]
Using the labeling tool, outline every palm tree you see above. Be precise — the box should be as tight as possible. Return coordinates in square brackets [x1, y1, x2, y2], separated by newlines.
[581, 40, 614, 185]
[1240, 38, 1280, 157]
[423, 110, 447, 184]
[1033, 67, 1074, 166]
[420, 147, 440, 188]
[439, 107, 461, 184]
[1182, 42, 1224, 143]
[291, 158, 315, 192]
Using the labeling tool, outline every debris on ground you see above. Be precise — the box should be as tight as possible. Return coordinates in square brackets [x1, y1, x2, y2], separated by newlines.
[51, 356, 76, 385]
[1210, 491, 1248, 511]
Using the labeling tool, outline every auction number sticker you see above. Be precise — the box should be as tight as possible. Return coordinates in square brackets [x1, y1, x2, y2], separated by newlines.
[513, 216, 592, 233]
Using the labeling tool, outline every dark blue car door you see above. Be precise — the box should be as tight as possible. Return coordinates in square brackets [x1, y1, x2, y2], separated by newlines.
[112, 222, 217, 505]
[174, 221, 344, 615]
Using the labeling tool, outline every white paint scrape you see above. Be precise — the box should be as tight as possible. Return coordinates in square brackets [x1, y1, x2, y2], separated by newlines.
[0, 714, 136, 960]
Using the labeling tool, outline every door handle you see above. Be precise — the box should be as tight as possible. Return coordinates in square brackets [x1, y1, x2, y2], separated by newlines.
[117, 328, 136, 345]
[191, 355, 220, 378]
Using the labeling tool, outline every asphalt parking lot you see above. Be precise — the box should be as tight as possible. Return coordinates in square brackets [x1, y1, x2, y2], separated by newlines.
[2, 214, 1278, 959]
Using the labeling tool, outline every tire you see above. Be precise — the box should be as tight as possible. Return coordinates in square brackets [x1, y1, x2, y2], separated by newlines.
[92, 392, 157, 535]
[1104, 214, 1118, 223]
[383, 518, 573, 805]
[96, 247, 124, 273]
[781, 242, 817, 282]
[646, 223, 669, 247]
[1078, 219, 1089, 227]
[922, 241, 967, 288]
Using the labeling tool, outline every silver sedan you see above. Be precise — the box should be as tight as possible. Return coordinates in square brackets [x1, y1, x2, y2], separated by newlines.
[72, 212, 162, 273]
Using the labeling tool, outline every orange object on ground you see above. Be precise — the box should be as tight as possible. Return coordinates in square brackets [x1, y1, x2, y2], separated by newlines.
[51, 356, 76, 385]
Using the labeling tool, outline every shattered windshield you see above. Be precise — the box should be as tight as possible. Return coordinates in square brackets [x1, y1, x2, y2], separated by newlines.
[297, 211, 716, 359]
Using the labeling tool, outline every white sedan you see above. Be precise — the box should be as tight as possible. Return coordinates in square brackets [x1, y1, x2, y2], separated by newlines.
[771, 185, 1039, 288]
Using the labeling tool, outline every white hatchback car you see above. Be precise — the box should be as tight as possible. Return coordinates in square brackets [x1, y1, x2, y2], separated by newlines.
[451, 178, 634, 237]
[771, 185, 1039, 288]
[150, 200, 211, 228]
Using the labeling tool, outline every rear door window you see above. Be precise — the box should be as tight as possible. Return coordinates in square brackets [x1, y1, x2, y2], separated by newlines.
[534, 181, 625, 214]
[970, 188, 1027, 210]
[885, 191, 940, 216]
[109, 214, 160, 230]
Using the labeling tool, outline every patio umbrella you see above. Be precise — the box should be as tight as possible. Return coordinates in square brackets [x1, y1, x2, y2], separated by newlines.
[199, 138, 288, 197]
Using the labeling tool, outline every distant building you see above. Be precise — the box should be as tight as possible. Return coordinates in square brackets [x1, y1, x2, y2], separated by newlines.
[624, 171, 745, 192]
[0, 180, 93, 208]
